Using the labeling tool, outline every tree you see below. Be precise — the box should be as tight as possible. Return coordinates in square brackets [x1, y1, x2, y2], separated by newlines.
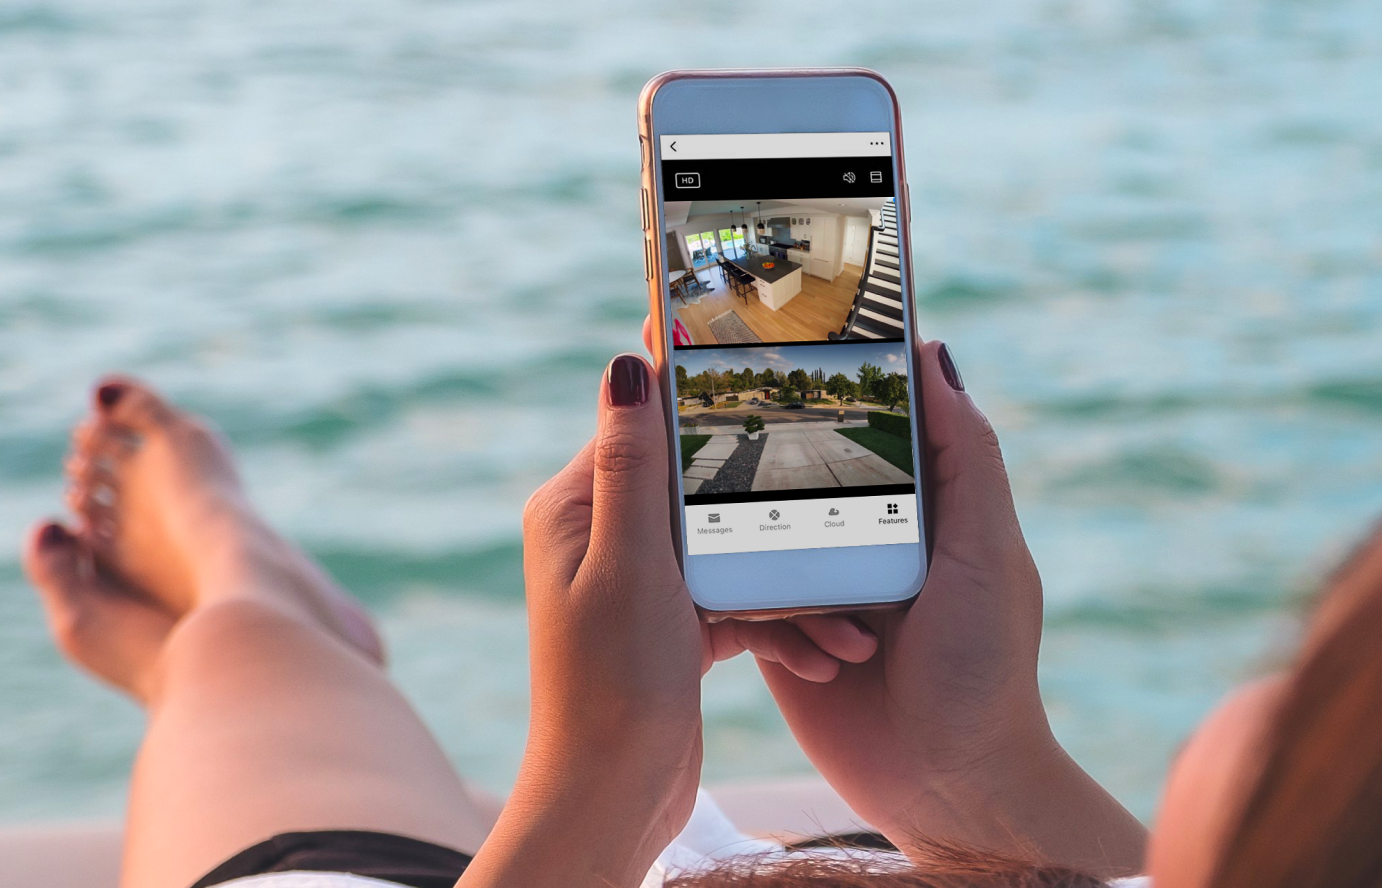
[824, 372, 857, 402]
[779, 384, 799, 403]
[675, 365, 689, 396]
[878, 373, 908, 412]
[741, 367, 756, 391]
[857, 361, 883, 401]
[787, 368, 812, 392]
[759, 368, 779, 388]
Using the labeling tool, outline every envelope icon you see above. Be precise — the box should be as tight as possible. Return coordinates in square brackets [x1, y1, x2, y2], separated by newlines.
[708, 513, 721, 523]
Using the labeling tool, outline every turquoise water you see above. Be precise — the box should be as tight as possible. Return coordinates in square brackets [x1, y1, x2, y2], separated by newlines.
[2, 0, 1381, 823]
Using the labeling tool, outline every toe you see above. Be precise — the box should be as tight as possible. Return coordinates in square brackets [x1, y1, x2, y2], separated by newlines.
[24, 522, 98, 657]
[24, 519, 175, 702]
[94, 375, 179, 433]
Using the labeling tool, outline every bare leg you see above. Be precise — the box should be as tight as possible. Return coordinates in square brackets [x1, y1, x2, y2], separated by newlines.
[27, 379, 497, 888]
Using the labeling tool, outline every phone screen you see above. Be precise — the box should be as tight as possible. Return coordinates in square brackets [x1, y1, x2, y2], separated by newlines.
[658, 132, 921, 558]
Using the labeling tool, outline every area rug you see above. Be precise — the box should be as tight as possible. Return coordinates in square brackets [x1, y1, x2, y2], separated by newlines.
[707, 310, 763, 344]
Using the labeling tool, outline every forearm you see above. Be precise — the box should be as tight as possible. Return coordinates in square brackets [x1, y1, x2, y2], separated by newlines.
[885, 731, 1148, 878]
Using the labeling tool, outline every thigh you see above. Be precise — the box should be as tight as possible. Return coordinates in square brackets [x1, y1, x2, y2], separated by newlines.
[122, 599, 496, 888]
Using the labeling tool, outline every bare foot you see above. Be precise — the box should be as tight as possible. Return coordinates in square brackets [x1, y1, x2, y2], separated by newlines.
[65, 377, 385, 665]
[23, 521, 176, 704]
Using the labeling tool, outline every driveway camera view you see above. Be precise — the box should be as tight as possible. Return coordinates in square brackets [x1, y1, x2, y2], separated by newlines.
[663, 197, 902, 345]
[676, 341, 915, 497]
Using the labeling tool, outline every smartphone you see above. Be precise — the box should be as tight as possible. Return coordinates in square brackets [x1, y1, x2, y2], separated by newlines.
[638, 69, 929, 618]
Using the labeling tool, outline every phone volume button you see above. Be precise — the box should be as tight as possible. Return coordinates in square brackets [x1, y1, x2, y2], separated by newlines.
[640, 187, 651, 231]
[643, 238, 653, 281]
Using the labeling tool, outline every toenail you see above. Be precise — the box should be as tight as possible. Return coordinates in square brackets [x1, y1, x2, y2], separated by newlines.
[97, 383, 126, 409]
[38, 523, 71, 547]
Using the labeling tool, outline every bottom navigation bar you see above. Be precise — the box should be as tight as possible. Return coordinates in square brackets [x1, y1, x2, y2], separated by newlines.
[686, 493, 919, 556]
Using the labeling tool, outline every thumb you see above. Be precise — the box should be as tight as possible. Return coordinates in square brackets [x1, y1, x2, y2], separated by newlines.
[917, 340, 1028, 563]
[584, 353, 677, 579]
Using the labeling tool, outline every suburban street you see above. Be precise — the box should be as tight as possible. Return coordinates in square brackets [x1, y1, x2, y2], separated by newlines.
[680, 404, 876, 428]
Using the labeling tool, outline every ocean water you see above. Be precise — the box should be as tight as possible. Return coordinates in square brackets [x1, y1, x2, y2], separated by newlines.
[2, 0, 1381, 825]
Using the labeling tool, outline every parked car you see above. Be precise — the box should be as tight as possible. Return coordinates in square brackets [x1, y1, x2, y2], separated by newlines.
[786, 401, 805, 409]
[749, 398, 760, 405]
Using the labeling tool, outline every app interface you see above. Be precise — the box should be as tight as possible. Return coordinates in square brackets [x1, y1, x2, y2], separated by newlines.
[659, 133, 920, 556]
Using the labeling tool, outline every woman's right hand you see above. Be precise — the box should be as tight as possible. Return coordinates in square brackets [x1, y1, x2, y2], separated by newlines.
[753, 340, 1147, 876]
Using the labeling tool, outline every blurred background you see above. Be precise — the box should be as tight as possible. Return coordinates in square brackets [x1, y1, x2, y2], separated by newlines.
[2, 0, 1380, 825]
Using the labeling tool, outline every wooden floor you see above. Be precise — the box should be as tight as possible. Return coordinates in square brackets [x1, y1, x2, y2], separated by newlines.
[674, 263, 863, 345]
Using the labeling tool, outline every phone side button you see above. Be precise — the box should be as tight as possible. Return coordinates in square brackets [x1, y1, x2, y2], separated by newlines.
[641, 187, 651, 231]
[644, 238, 653, 281]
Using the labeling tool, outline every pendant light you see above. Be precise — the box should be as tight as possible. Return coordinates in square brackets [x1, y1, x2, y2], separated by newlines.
[755, 202, 765, 232]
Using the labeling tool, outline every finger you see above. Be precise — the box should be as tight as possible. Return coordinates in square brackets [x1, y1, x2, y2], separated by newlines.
[522, 439, 597, 586]
[642, 315, 654, 354]
[584, 353, 675, 577]
[719, 620, 842, 683]
[916, 340, 1026, 556]
[790, 615, 878, 664]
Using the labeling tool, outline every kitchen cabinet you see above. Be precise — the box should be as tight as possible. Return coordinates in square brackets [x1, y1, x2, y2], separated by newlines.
[754, 268, 803, 310]
[809, 256, 832, 280]
[786, 248, 809, 266]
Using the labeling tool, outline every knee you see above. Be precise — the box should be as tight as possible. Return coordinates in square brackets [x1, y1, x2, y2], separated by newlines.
[153, 599, 320, 695]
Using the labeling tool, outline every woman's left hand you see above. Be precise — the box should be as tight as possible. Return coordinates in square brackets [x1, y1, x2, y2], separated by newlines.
[463, 352, 875, 888]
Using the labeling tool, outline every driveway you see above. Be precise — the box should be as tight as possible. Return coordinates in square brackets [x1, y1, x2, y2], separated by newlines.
[751, 427, 913, 491]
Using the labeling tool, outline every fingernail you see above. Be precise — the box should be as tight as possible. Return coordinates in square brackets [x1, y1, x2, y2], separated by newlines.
[96, 383, 126, 409]
[938, 343, 964, 392]
[607, 354, 648, 408]
[38, 523, 71, 547]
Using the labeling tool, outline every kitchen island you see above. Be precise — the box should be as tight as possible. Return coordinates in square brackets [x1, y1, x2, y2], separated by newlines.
[728, 255, 804, 311]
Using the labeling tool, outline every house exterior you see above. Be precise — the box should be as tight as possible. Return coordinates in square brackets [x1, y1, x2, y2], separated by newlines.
[802, 389, 827, 400]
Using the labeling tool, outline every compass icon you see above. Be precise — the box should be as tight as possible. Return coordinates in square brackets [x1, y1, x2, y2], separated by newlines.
[768, 509, 781, 521]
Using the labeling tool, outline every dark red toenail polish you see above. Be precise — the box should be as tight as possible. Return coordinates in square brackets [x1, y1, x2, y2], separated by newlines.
[38, 523, 71, 547]
[97, 383, 126, 408]
[607, 354, 648, 407]
[938, 343, 965, 392]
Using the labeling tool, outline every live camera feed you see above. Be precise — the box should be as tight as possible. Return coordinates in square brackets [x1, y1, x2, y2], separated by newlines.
[676, 341, 916, 498]
[664, 196, 902, 346]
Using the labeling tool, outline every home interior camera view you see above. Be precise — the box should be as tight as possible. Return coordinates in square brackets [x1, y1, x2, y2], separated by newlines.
[664, 197, 903, 345]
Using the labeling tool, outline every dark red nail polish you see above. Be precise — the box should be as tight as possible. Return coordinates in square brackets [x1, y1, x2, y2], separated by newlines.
[97, 383, 126, 408]
[38, 523, 71, 547]
[938, 343, 964, 392]
[607, 354, 649, 407]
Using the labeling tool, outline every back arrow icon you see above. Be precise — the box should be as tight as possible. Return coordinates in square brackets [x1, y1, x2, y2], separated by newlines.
[670, 141, 677, 152]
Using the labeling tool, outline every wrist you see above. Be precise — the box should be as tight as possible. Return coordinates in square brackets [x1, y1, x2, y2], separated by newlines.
[883, 727, 1147, 877]
[462, 728, 700, 888]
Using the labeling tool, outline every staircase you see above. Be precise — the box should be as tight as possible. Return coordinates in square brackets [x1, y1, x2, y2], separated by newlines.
[828, 198, 905, 341]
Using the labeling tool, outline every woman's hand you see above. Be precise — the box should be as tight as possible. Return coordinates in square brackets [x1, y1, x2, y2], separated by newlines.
[465, 352, 875, 888]
[752, 340, 1148, 876]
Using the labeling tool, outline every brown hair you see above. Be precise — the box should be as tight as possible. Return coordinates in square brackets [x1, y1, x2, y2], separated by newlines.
[1210, 519, 1382, 888]
[667, 838, 1106, 888]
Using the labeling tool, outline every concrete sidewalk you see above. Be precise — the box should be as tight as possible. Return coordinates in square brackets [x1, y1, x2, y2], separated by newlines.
[682, 435, 741, 494]
[751, 426, 913, 491]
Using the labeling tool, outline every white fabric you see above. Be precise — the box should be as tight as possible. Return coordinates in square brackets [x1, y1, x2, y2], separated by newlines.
[211, 791, 1151, 888]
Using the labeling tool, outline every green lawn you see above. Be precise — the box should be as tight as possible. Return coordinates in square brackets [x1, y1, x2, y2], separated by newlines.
[680, 435, 712, 472]
[835, 427, 914, 476]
